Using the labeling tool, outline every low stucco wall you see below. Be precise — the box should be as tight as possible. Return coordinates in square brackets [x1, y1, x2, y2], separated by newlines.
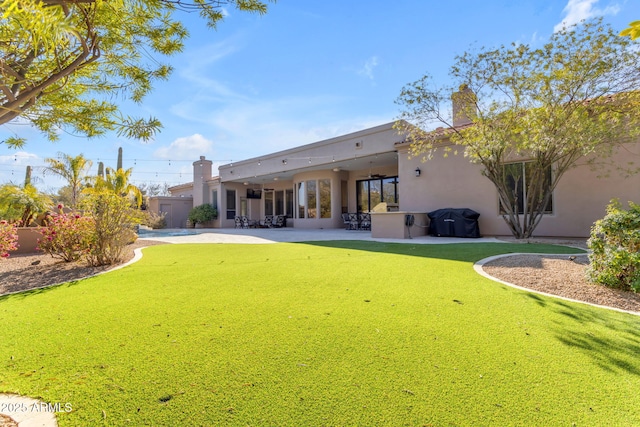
[15, 227, 43, 254]
[371, 212, 430, 239]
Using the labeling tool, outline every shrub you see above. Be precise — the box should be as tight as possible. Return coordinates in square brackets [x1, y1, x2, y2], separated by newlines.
[37, 205, 95, 262]
[0, 220, 19, 259]
[188, 204, 217, 225]
[81, 191, 144, 266]
[142, 210, 167, 229]
[587, 200, 640, 292]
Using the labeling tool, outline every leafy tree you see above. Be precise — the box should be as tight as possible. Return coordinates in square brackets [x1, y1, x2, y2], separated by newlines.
[43, 152, 93, 208]
[50, 184, 74, 207]
[620, 20, 640, 39]
[0, 0, 272, 148]
[138, 182, 170, 198]
[395, 19, 640, 239]
[188, 203, 217, 225]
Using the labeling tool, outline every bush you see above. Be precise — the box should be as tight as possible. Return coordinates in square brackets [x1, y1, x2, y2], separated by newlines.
[587, 200, 640, 292]
[142, 210, 167, 229]
[81, 191, 144, 266]
[188, 204, 217, 225]
[0, 220, 19, 259]
[37, 205, 95, 262]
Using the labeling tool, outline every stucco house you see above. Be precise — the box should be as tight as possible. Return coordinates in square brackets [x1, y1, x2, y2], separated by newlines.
[149, 104, 639, 238]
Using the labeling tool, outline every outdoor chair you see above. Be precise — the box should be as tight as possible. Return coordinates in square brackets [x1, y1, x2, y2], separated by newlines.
[234, 216, 242, 229]
[241, 216, 250, 229]
[359, 212, 371, 230]
[272, 215, 285, 228]
[341, 213, 351, 229]
[347, 213, 359, 230]
[262, 215, 274, 228]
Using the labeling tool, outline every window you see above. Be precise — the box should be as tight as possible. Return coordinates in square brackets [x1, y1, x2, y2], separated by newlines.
[500, 162, 553, 215]
[275, 190, 284, 215]
[265, 191, 274, 216]
[306, 180, 317, 218]
[226, 189, 236, 219]
[297, 182, 305, 218]
[296, 179, 332, 219]
[286, 189, 294, 217]
[211, 190, 218, 211]
[319, 179, 331, 218]
[356, 176, 399, 212]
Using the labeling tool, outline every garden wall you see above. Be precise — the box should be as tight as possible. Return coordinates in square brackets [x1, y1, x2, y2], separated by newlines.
[15, 228, 43, 254]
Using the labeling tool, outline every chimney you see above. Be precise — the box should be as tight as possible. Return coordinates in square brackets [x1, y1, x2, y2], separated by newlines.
[451, 84, 477, 127]
[193, 156, 213, 206]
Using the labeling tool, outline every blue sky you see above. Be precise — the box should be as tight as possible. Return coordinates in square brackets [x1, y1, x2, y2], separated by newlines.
[0, 0, 634, 191]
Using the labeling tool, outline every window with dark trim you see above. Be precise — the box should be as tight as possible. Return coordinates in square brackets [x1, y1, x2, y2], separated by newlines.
[211, 190, 218, 211]
[356, 176, 399, 212]
[226, 189, 236, 219]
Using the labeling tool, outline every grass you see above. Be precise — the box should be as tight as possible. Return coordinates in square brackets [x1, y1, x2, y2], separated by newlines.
[1, 241, 640, 426]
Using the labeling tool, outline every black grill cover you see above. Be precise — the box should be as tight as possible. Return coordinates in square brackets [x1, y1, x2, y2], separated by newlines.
[428, 208, 481, 238]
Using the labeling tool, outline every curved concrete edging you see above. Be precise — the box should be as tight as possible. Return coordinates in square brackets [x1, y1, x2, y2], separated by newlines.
[474, 253, 640, 317]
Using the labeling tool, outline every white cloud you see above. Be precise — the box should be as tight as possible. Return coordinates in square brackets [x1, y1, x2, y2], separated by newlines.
[167, 92, 389, 159]
[0, 151, 40, 165]
[153, 134, 214, 160]
[357, 56, 379, 81]
[554, 0, 621, 32]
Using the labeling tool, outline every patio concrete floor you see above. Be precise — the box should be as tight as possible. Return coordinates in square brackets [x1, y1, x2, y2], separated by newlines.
[138, 227, 505, 245]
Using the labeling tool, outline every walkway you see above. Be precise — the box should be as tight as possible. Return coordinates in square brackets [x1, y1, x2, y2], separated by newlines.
[137, 227, 505, 245]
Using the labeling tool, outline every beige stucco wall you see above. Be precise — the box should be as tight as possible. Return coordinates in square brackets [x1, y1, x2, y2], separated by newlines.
[371, 212, 429, 239]
[397, 141, 640, 237]
[15, 227, 42, 254]
[148, 196, 194, 228]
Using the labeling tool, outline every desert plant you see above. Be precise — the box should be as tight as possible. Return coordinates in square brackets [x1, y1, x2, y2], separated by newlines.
[85, 167, 143, 208]
[81, 191, 144, 266]
[142, 210, 167, 229]
[0, 220, 19, 259]
[37, 205, 95, 262]
[188, 204, 217, 225]
[587, 200, 640, 292]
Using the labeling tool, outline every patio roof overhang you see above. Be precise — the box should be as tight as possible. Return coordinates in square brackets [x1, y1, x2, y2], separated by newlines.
[218, 121, 404, 185]
[220, 151, 399, 185]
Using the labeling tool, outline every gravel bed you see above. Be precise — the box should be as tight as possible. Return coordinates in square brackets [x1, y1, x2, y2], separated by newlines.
[0, 239, 167, 296]
[483, 254, 640, 313]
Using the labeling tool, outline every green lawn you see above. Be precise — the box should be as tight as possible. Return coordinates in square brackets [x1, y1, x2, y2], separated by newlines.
[1, 241, 639, 426]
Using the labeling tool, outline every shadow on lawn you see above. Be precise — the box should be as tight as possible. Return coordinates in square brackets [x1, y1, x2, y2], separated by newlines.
[531, 294, 640, 376]
[299, 240, 582, 263]
[306, 240, 640, 376]
[0, 279, 83, 302]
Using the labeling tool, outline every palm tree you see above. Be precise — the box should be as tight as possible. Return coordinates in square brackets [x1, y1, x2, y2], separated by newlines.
[86, 167, 143, 208]
[0, 182, 52, 225]
[44, 153, 93, 209]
